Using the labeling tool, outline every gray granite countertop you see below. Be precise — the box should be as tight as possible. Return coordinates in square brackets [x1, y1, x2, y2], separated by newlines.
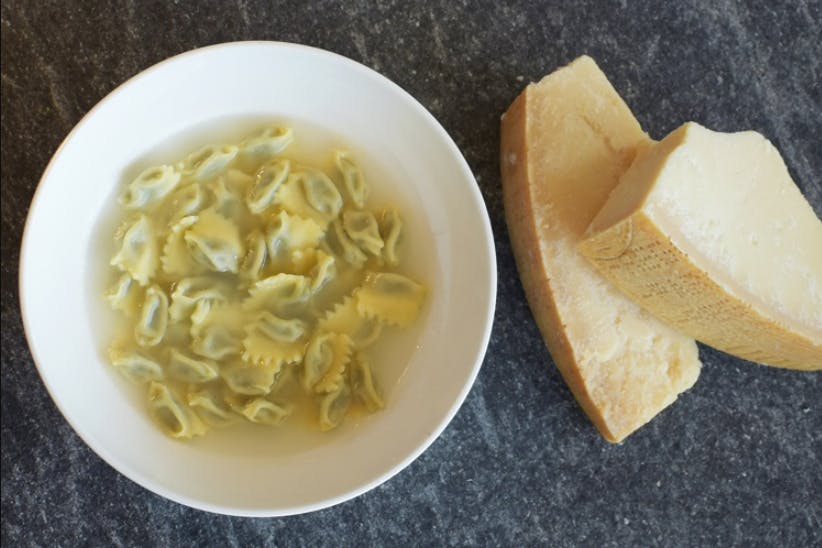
[2, 1, 821, 545]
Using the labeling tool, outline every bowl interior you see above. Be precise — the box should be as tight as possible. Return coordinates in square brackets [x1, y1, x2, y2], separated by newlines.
[20, 42, 495, 516]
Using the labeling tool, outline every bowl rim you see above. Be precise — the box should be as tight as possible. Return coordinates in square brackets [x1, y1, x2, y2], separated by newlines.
[18, 40, 497, 517]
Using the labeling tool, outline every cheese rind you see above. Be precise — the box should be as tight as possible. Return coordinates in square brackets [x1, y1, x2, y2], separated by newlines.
[580, 122, 822, 370]
[500, 56, 701, 442]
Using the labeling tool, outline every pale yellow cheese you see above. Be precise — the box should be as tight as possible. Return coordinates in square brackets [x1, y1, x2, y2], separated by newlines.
[580, 122, 822, 370]
[500, 56, 701, 443]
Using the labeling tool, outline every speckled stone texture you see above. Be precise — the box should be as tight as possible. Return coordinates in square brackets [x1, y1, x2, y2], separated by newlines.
[2, 0, 821, 545]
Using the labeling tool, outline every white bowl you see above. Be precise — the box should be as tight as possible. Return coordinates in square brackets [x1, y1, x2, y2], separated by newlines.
[19, 42, 496, 516]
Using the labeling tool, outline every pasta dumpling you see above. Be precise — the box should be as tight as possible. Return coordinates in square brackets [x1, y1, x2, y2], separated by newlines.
[106, 273, 143, 316]
[187, 388, 239, 427]
[161, 216, 201, 276]
[326, 219, 367, 268]
[169, 276, 229, 321]
[247, 159, 290, 214]
[110, 350, 164, 384]
[221, 361, 279, 395]
[242, 312, 307, 369]
[207, 176, 244, 220]
[342, 210, 384, 256]
[163, 183, 206, 224]
[135, 285, 169, 347]
[121, 165, 181, 210]
[168, 348, 219, 383]
[318, 385, 351, 431]
[243, 273, 311, 314]
[319, 296, 382, 349]
[239, 230, 268, 281]
[181, 144, 239, 182]
[356, 272, 425, 328]
[334, 150, 368, 208]
[379, 209, 403, 267]
[191, 325, 241, 360]
[300, 168, 343, 221]
[241, 126, 294, 157]
[184, 208, 243, 273]
[111, 215, 158, 286]
[266, 210, 324, 258]
[147, 381, 206, 439]
[349, 353, 384, 412]
[302, 332, 353, 394]
[232, 398, 292, 426]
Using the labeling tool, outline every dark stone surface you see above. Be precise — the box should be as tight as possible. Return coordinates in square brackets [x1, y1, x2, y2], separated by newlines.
[2, 0, 821, 545]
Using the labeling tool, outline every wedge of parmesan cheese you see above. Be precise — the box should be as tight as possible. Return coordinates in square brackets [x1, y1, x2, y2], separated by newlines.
[500, 56, 701, 442]
[580, 122, 822, 370]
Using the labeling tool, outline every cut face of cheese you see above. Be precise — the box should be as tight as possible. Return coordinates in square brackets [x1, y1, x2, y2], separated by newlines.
[580, 122, 822, 370]
[500, 56, 701, 442]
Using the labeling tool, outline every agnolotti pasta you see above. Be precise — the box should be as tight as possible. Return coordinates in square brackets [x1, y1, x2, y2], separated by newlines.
[334, 150, 368, 208]
[342, 210, 383, 256]
[103, 125, 426, 439]
[122, 165, 181, 210]
[356, 272, 426, 328]
[184, 208, 243, 273]
[111, 214, 159, 286]
[106, 273, 143, 316]
[135, 285, 169, 347]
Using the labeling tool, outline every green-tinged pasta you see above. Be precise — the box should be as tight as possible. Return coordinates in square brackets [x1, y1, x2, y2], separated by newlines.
[300, 168, 343, 221]
[168, 276, 229, 322]
[247, 159, 290, 214]
[242, 312, 307, 368]
[221, 361, 278, 395]
[225, 168, 254, 193]
[191, 325, 241, 360]
[187, 388, 239, 427]
[135, 285, 169, 347]
[164, 183, 206, 224]
[326, 219, 367, 268]
[161, 215, 200, 276]
[319, 385, 351, 431]
[110, 350, 164, 384]
[266, 210, 324, 258]
[318, 296, 382, 349]
[333, 150, 368, 208]
[302, 332, 352, 394]
[308, 250, 336, 293]
[181, 144, 239, 182]
[241, 126, 294, 157]
[356, 272, 425, 328]
[184, 208, 243, 273]
[232, 397, 292, 426]
[189, 300, 244, 339]
[379, 209, 402, 267]
[349, 353, 384, 412]
[111, 214, 158, 286]
[243, 273, 311, 314]
[342, 210, 383, 256]
[147, 381, 206, 439]
[168, 348, 219, 383]
[207, 176, 244, 219]
[106, 273, 143, 316]
[121, 165, 181, 210]
[105, 127, 426, 439]
[254, 311, 306, 342]
[239, 230, 268, 281]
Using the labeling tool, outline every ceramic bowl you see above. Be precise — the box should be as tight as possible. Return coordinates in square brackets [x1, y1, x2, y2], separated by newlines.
[19, 41, 496, 516]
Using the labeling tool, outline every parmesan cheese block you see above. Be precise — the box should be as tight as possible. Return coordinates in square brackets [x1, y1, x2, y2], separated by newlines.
[580, 122, 822, 370]
[500, 56, 701, 443]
